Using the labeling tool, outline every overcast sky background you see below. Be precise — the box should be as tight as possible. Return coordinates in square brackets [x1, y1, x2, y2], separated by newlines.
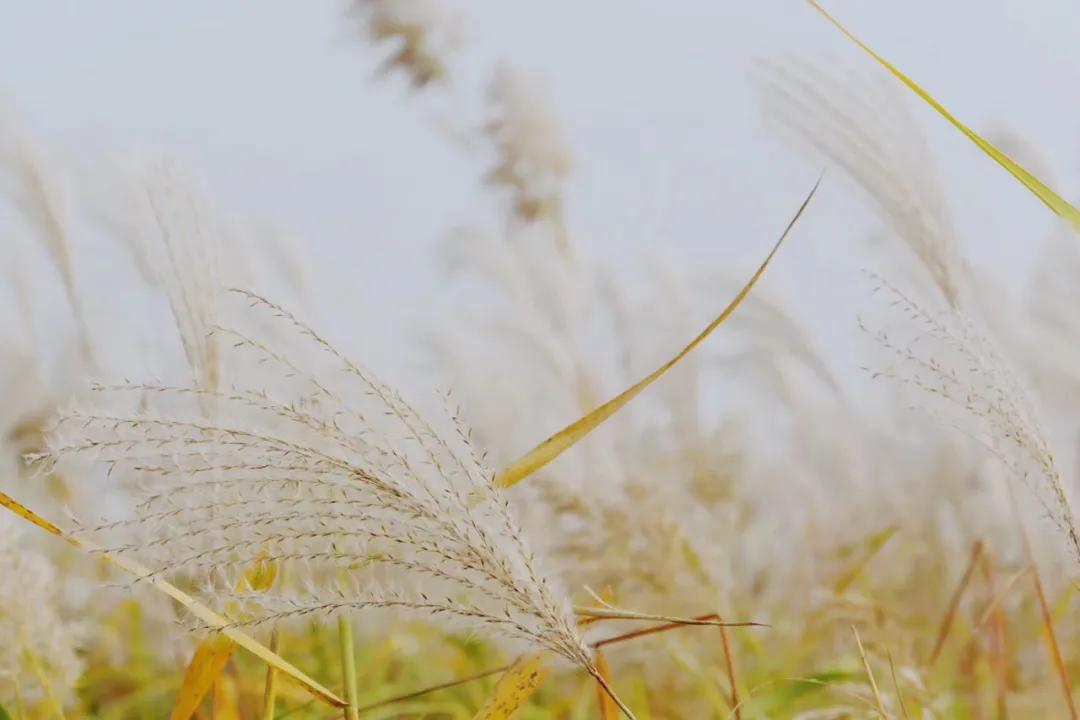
[2, 0, 1079, 388]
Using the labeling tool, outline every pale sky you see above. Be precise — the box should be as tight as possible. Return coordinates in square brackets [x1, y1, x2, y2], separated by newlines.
[2, 0, 1079, 383]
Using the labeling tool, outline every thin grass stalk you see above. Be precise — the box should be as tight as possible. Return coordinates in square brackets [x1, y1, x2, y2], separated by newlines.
[594, 651, 618, 719]
[886, 649, 909, 720]
[588, 667, 637, 720]
[353, 666, 510, 714]
[1006, 482, 1078, 720]
[717, 612, 742, 720]
[978, 553, 1010, 718]
[261, 627, 281, 720]
[338, 616, 360, 720]
[852, 625, 887, 719]
[929, 540, 984, 665]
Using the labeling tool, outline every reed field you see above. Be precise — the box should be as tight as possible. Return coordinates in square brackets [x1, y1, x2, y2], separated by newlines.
[5, 2, 1080, 718]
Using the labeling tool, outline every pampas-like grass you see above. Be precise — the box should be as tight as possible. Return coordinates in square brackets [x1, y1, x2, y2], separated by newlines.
[861, 274, 1080, 565]
[755, 59, 965, 307]
[35, 289, 594, 675]
[0, 514, 83, 712]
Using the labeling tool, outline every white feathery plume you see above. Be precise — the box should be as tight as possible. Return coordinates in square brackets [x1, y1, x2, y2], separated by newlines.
[36, 290, 593, 671]
[860, 274, 1080, 565]
[755, 59, 964, 307]
[0, 514, 83, 711]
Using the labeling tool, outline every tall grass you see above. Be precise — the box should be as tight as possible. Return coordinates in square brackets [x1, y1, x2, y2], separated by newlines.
[3, 2, 1080, 718]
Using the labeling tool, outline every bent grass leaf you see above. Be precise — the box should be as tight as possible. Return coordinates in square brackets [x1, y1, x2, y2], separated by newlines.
[171, 552, 279, 720]
[808, 0, 1080, 232]
[496, 177, 822, 487]
[472, 654, 546, 719]
[0, 489, 345, 710]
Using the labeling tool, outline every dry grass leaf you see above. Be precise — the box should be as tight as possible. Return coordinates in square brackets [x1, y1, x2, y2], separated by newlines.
[496, 176, 822, 487]
[0, 489, 345, 709]
[472, 654, 546, 719]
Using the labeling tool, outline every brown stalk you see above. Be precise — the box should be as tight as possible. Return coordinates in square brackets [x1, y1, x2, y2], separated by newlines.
[929, 540, 984, 666]
[718, 613, 742, 720]
[356, 612, 752, 713]
[979, 553, 1010, 718]
[1005, 480, 1077, 720]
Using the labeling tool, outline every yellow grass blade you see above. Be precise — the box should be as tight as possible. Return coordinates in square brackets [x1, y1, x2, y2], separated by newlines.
[807, 0, 1080, 231]
[472, 654, 547, 719]
[0, 489, 346, 709]
[171, 551, 280, 720]
[496, 176, 822, 487]
[172, 635, 236, 720]
[212, 675, 241, 720]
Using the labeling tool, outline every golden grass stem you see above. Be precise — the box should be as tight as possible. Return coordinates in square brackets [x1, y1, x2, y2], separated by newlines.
[588, 667, 637, 720]
[929, 540, 984, 666]
[1005, 480, 1078, 720]
[979, 553, 1011, 716]
[261, 627, 281, 720]
[718, 614, 742, 720]
[852, 625, 887, 719]
[338, 616, 360, 720]
[886, 649, 909, 720]
[594, 652, 619, 719]
[974, 566, 1031, 630]
[574, 606, 764, 628]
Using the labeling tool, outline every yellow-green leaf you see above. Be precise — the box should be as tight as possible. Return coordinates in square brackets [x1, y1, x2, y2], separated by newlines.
[496, 177, 822, 487]
[171, 635, 236, 720]
[472, 654, 547, 719]
[0, 489, 345, 709]
[808, 0, 1080, 231]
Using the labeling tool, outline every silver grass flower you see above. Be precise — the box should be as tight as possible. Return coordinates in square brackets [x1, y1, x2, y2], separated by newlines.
[0, 515, 83, 710]
[861, 275, 1080, 564]
[755, 59, 964, 307]
[36, 290, 592, 670]
[484, 66, 574, 227]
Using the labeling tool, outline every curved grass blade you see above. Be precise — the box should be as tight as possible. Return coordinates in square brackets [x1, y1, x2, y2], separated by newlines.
[0, 489, 346, 709]
[807, 0, 1080, 231]
[496, 176, 822, 487]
